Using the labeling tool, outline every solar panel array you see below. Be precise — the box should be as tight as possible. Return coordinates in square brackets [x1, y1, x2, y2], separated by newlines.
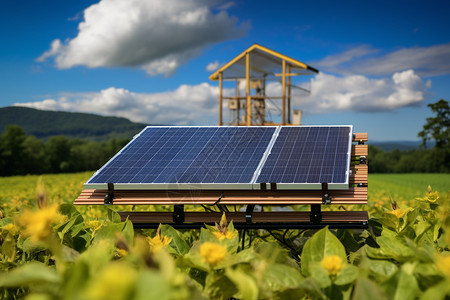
[85, 126, 352, 190]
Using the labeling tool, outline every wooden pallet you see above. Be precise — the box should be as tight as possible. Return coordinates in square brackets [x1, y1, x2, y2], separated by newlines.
[74, 132, 369, 228]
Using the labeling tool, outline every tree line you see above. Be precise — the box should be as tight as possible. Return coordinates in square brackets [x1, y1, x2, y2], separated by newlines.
[0, 125, 129, 176]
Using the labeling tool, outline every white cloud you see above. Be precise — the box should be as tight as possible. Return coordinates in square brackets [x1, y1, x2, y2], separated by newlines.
[298, 70, 429, 113]
[206, 60, 221, 71]
[13, 71, 429, 123]
[14, 83, 232, 125]
[37, 0, 248, 76]
[313, 43, 450, 77]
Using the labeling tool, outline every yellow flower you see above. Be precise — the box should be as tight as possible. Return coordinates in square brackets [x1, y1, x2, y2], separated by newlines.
[212, 212, 238, 240]
[436, 255, 450, 278]
[321, 255, 344, 276]
[388, 208, 408, 218]
[86, 263, 137, 300]
[416, 185, 439, 203]
[213, 230, 238, 240]
[147, 226, 172, 253]
[2, 223, 18, 236]
[115, 248, 128, 258]
[200, 242, 227, 266]
[86, 220, 104, 235]
[16, 204, 66, 242]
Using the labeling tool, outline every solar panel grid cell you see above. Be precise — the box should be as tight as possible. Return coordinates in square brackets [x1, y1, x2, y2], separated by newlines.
[256, 126, 351, 185]
[87, 126, 276, 186]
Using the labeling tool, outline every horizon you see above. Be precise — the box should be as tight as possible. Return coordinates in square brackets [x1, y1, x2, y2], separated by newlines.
[1, 0, 449, 142]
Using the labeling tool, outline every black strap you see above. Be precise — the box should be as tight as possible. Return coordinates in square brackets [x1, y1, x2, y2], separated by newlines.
[260, 182, 267, 191]
[173, 205, 185, 224]
[270, 182, 277, 191]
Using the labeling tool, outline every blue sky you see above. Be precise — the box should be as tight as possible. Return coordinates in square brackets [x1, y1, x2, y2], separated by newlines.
[1, 0, 449, 141]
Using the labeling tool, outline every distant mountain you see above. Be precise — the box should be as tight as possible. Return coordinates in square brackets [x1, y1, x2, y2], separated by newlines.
[0, 106, 149, 141]
[371, 140, 434, 152]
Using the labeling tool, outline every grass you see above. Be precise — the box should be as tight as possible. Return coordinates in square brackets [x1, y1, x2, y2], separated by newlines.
[368, 173, 450, 204]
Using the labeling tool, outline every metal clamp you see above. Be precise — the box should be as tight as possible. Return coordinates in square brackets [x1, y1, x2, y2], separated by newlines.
[104, 183, 114, 205]
[359, 156, 367, 164]
[246, 205, 255, 224]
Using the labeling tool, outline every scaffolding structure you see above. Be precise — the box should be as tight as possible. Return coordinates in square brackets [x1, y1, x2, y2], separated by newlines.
[209, 44, 319, 126]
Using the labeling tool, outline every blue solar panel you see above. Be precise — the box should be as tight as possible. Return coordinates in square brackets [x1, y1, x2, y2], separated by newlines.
[85, 125, 352, 190]
[255, 126, 352, 187]
[86, 126, 275, 188]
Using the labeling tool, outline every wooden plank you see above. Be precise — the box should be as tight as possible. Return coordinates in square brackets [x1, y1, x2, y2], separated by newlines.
[74, 187, 367, 206]
[117, 211, 368, 224]
[350, 164, 368, 184]
[353, 132, 368, 143]
[352, 145, 368, 156]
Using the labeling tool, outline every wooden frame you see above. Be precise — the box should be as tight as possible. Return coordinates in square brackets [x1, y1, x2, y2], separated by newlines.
[74, 133, 368, 229]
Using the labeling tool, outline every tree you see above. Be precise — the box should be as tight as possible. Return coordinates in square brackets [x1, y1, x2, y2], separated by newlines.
[418, 99, 450, 149]
[0, 125, 27, 175]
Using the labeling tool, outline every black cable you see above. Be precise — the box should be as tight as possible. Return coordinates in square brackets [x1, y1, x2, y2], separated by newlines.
[241, 229, 247, 250]
[282, 229, 289, 244]
[267, 229, 296, 252]
[201, 205, 216, 213]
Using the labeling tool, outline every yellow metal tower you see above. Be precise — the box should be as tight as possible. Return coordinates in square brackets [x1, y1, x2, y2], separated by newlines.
[209, 44, 319, 126]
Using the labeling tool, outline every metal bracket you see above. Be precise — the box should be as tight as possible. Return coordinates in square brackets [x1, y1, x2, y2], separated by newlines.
[104, 183, 114, 205]
[246, 205, 255, 224]
[310, 204, 322, 223]
[359, 156, 367, 164]
[173, 205, 185, 224]
[322, 193, 332, 205]
[321, 182, 331, 205]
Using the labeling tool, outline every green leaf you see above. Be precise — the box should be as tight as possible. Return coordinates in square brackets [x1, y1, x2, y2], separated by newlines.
[367, 233, 415, 262]
[351, 278, 387, 300]
[134, 271, 172, 300]
[414, 263, 442, 290]
[334, 264, 358, 286]
[420, 280, 450, 300]
[301, 227, 346, 276]
[262, 264, 303, 292]
[21, 237, 47, 254]
[121, 220, 134, 246]
[106, 207, 122, 223]
[2, 233, 16, 261]
[366, 259, 398, 282]
[61, 244, 80, 263]
[205, 271, 238, 300]
[226, 267, 258, 300]
[0, 262, 61, 287]
[92, 222, 126, 245]
[381, 268, 420, 300]
[309, 263, 332, 288]
[160, 225, 189, 255]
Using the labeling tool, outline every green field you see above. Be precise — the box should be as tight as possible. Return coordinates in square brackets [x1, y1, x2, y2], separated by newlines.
[368, 173, 450, 204]
[1, 171, 450, 299]
[1, 172, 448, 206]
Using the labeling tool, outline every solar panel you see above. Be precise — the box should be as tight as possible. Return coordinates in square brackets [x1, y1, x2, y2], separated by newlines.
[85, 125, 352, 191]
[86, 126, 276, 190]
[254, 126, 352, 190]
